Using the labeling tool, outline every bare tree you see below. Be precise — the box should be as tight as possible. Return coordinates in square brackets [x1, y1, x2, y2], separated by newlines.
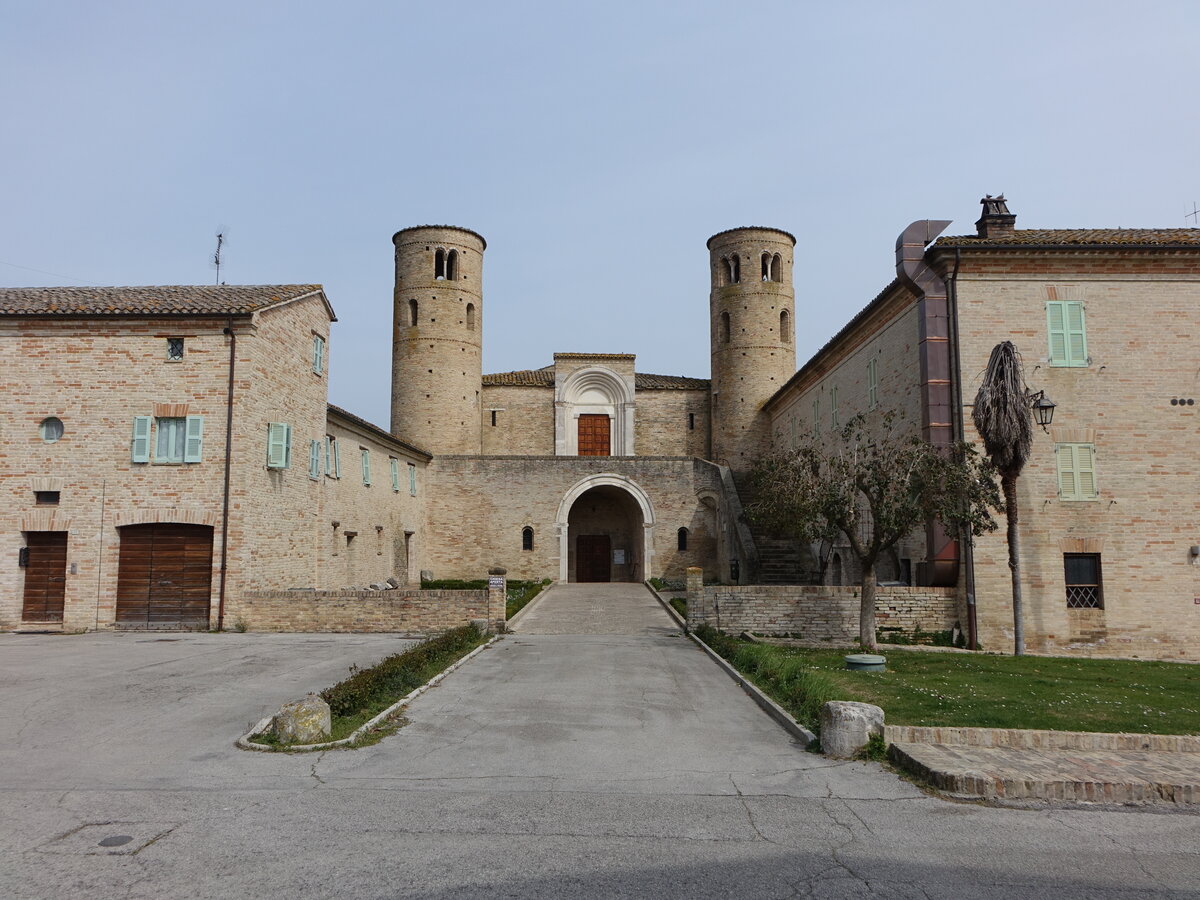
[972, 341, 1033, 655]
[748, 414, 1000, 651]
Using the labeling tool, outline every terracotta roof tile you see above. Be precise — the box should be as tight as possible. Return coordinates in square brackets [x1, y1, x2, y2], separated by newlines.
[482, 369, 555, 386]
[935, 228, 1200, 247]
[0, 284, 326, 317]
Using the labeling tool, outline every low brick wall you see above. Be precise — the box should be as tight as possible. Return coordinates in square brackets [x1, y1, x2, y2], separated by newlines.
[227, 588, 502, 634]
[684, 572, 957, 642]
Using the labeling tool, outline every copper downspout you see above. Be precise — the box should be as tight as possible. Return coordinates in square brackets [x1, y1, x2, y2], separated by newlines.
[946, 248, 978, 649]
[896, 220, 959, 586]
[217, 321, 237, 630]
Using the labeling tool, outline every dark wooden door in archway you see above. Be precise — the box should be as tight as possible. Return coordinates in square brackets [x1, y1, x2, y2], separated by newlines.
[577, 414, 611, 456]
[576, 535, 611, 583]
[116, 523, 213, 627]
[22, 532, 68, 623]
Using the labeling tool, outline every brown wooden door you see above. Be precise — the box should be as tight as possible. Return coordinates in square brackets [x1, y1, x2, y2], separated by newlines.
[116, 524, 213, 627]
[576, 534, 611, 583]
[577, 414, 611, 456]
[22, 532, 68, 623]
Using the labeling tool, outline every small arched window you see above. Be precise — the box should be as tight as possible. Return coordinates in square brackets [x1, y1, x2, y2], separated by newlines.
[721, 311, 731, 343]
[770, 253, 781, 282]
[677, 527, 688, 551]
[522, 526, 534, 551]
[434, 248, 446, 280]
[780, 309, 791, 344]
[717, 257, 728, 287]
[408, 299, 419, 326]
[730, 254, 741, 284]
[446, 249, 458, 281]
[761, 252, 771, 281]
[466, 302, 476, 331]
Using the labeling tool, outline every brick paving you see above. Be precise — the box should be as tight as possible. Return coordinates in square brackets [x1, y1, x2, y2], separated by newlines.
[891, 740, 1200, 806]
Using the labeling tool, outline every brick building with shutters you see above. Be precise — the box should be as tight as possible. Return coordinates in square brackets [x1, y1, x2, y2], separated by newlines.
[4, 201, 1199, 658]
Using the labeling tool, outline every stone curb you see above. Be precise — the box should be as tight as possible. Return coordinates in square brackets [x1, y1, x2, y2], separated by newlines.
[236, 635, 501, 752]
[504, 582, 554, 631]
[644, 581, 687, 629]
[884, 724, 1200, 753]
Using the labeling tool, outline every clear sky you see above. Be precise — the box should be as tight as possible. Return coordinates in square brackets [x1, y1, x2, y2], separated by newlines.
[4, 1, 1198, 429]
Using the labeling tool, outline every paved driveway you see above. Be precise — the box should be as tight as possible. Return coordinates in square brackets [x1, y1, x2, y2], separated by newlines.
[2, 589, 1198, 898]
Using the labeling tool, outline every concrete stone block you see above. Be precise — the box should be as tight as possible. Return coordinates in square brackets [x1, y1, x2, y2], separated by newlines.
[820, 700, 885, 758]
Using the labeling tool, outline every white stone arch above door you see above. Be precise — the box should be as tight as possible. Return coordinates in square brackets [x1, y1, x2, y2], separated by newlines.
[554, 473, 656, 583]
[554, 365, 636, 456]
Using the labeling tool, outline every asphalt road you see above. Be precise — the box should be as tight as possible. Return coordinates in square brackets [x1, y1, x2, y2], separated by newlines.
[1, 586, 1197, 898]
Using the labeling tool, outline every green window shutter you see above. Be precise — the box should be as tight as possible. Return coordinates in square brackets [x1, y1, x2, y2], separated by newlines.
[184, 415, 204, 463]
[324, 436, 333, 475]
[390, 457, 400, 492]
[409, 463, 417, 496]
[812, 398, 820, 435]
[333, 439, 342, 478]
[361, 449, 371, 485]
[313, 336, 324, 375]
[267, 423, 290, 469]
[1047, 301, 1069, 365]
[1076, 443, 1097, 498]
[830, 386, 839, 427]
[1065, 301, 1088, 366]
[131, 416, 151, 463]
[309, 439, 321, 479]
[1056, 444, 1078, 499]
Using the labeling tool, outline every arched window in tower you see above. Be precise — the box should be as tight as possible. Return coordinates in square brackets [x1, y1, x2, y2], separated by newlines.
[780, 309, 791, 344]
[717, 258, 729, 287]
[730, 254, 741, 284]
[446, 249, 458, 280]
[434, 248, 446, 280]
[761, 252, 771, 281]
[770, 253, 781, 282]
[677, 527, 689, 552]
[522, 526, 534, 551]
[721, 311, 731, 343]
[466, 302, 476, 331]
[408, 299, 419, 327]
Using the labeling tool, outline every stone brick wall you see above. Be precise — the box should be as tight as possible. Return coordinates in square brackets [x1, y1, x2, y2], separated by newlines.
[227, 587, 499, 633]
[950, 257, 1200, 660]
[635, 388, 711, 458]
[685, 582, 959, 642]
[425, 456, 721, 582]
[480, 384, 555, 454]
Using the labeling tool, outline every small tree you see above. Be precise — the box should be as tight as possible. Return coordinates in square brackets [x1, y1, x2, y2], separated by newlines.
[972, 341, 1033, 655]
[747, 413, 1000, 651]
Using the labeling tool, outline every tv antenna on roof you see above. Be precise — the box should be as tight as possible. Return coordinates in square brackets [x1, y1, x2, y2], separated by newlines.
[1186, 203, 1200, 226]
[212, 228, 229, 284]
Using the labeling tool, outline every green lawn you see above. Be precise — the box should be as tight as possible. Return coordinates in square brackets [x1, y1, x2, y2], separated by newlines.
[695, 626, 1200, 736]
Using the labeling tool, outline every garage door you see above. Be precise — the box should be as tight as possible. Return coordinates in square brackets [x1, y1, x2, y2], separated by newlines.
[116, 524, 213, 627]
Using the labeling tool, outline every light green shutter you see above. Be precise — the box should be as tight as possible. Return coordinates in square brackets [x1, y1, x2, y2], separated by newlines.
[830, 386, 839, 427]
[390, 457, 400, 491]
[1065, 301, 1088, 366]
[1047, 301, 1068, 365]
[324, 436, 333, 475]
[309, 439, 321, 479]
[267, 423, 291, 469]
[361, 449, 371, 485]
[184, 415, 204, 463]
[1075, 444, 1097, 498]
[131, 416, 151, 463]
[1056, 444, 1078, 498]
[812, 398, 820, 435]
[313, 336, 324, 375]
[333, 438, 342, 478]
[409, 463, 417, 495]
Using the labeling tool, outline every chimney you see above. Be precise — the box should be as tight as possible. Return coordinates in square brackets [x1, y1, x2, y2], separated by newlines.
[976, 194, 1016, 238]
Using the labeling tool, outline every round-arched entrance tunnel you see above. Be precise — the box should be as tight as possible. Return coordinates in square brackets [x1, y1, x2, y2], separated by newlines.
[566, 485, 643, 582]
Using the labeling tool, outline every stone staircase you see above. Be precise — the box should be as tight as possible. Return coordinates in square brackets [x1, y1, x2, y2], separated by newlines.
[731, 473, 810, 585]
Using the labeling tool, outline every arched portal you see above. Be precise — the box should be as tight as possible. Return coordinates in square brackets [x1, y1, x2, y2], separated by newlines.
[555, 474, 655, 583]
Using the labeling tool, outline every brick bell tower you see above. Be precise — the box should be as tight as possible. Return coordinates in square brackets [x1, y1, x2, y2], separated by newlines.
[707, 226, 797, 469]
[390, 226, 486, 455]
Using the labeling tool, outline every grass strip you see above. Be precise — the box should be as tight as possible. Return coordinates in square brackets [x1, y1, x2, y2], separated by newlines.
[694, 625, 1200, 737]
[250, 624, 487, 747]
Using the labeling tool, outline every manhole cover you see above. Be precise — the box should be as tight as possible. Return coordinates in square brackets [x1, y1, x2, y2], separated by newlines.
[38, 822, 177, 855]
[98, 835, 133, 847]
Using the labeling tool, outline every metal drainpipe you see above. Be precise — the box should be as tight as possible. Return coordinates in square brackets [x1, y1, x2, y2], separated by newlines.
[217, 320, 237, 631]
[946, 248, 979, 650]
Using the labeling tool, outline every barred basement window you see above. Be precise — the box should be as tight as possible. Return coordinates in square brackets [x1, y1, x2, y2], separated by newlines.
[1064, 553, 1103, 609]
[522, 527, 534, 551]
[166, 338, 184, 361]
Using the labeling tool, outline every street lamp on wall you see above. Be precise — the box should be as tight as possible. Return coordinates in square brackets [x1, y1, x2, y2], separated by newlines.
[1029, 390, 1056, 432]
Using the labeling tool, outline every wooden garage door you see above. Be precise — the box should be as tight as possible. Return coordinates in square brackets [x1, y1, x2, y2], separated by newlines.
[22, 532, 68, 623]
[116, 524, 213, 627]
[578, 414, 610, 456]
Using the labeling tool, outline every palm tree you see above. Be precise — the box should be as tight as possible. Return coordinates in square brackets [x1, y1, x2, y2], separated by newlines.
[972, 341, 1033, 655]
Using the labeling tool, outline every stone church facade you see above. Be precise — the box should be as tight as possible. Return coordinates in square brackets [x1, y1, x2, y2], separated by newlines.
[4, 201, 1199, 660]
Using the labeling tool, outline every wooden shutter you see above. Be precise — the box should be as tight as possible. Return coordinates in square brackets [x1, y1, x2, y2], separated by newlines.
[390, 457, 400, 491]
[184, 415, 204, 463]
[1056, 444, 1078, 499]
[132, 416, 151, 463]
[309, 440, 321, 479]
[313, 336, 324, 374]
[1047, 301, 1068, 365]
[867, 359, 878, 409]
[267, 423, 290, 469]
[408, 463, 416, 495]
[361, 449, 371, 485]
[830, 386, 839, 427]
[1075, 444, 1097, 498]
[333, 439, 342, 478]
[1065, 301, 1087, 366]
